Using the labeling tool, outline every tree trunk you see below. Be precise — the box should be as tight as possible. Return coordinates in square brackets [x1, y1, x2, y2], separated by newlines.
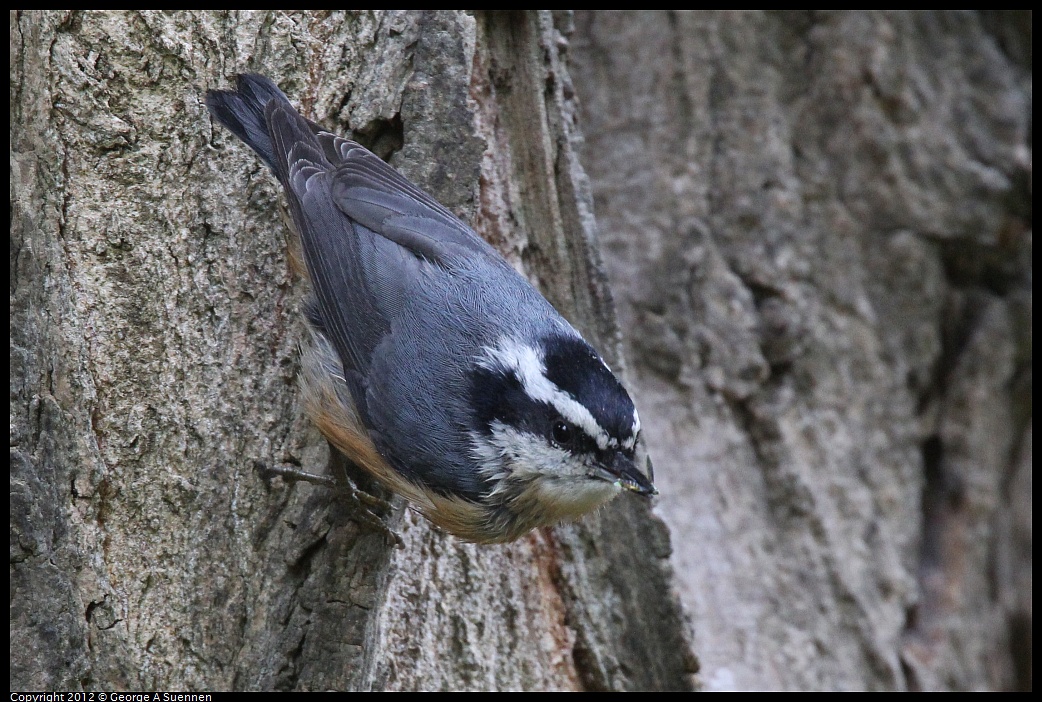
[10, 10, 1030, 691]
[10, 10, 689, 691]
[569, 10, 1031, 691]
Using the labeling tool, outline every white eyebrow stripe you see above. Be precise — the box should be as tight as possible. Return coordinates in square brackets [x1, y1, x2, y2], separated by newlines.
[478, 338, 614, 451]
[624, 410, 641, 450]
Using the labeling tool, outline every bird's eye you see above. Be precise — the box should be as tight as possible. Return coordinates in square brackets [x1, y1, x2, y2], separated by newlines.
[552, 420, 573, 446]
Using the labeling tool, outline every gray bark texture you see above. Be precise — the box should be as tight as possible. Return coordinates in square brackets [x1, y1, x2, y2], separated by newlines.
[10, 9, 688, 692]
[9, 9, 1030, 692]
[569, 10, 1031, 692]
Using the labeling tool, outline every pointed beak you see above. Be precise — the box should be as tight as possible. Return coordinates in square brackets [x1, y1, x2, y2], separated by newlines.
[598, 451, 657, 496]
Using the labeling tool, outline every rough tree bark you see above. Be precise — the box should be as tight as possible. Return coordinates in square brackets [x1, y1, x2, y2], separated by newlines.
[10, 10, 1030, 692]
[569, 10, 1031, 691]
[11, 10, 688, 691]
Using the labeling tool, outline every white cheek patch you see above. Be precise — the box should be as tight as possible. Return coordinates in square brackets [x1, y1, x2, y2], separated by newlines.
[470, 421, 581, 496]
[477, 422, 572, 473]
[478, 338, 615, 451]
[469, 422, 621, 518]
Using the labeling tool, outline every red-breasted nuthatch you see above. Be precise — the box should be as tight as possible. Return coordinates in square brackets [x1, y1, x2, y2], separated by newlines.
[206, 74, 655, 543]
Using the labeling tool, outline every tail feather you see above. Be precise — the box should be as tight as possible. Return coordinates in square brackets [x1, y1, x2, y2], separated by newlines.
[205, 74, 291, 172]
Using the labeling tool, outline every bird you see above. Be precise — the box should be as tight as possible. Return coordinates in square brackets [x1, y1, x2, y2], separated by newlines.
[205, 73, 655, 543]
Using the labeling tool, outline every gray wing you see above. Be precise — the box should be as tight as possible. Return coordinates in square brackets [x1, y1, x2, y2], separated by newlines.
[264, 103, 391, 403]
[321, 134, 507, 267]
[264, 96, 511, 421]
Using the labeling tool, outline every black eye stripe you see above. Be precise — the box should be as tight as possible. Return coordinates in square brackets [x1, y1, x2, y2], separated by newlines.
[471, 364, 636, 456]
[552, 420, 573, 445]
[550, 417, 602, 455]
[471, 366, 542, 435]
